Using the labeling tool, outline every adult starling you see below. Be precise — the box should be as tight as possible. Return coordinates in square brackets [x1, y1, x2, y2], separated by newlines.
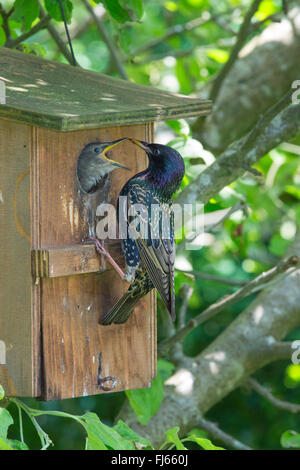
[77, 138, 129, 193]
[101, 140, 185, 325]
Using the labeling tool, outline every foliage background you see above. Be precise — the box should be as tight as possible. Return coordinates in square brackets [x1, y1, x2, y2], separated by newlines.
[0, 0, 299, 450]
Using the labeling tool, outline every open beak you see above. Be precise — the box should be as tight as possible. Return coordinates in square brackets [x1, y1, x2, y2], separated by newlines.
[128, 139, 150, 152]
[102, 138, 130, 170]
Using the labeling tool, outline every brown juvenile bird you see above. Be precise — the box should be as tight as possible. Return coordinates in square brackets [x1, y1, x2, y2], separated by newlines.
[78, 138, 130, 275]
[77, 139, 129, 193]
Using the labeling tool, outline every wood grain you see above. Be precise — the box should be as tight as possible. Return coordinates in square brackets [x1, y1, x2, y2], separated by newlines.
[0, 119, 39, 396]
[32, 123, 156, 400]
[0, 47, 211, 131]
[31, 244, 124, 279]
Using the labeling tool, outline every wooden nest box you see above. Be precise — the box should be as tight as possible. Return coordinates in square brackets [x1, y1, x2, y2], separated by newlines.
[0, 48, 211, 400]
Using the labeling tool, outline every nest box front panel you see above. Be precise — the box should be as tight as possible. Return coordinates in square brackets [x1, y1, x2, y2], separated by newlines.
[32, 123, 156, 400]
[0, 119, 40, 397]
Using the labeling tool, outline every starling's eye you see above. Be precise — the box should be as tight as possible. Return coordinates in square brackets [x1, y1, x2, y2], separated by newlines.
[153, 149, 160, 156]
[94, 147, 100, 154]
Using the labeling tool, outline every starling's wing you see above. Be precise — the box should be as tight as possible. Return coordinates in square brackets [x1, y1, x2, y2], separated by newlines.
[101, 269, 153, 325]
[127, 185, 176, 320]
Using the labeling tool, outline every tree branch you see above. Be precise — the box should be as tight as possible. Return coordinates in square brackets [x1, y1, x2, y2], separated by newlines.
[176, 269, 247, 287]
[132, 14, 211, 57]
[177, 201, 248, 252]
[246, 377, 300, 413]
[0, 2, 12, 41]
[119, 234, 300, 446]
[197, 8, 300, 153]
[263, 341, 296, 361]
[159, 256, 298, 356]
[39, 3, 75, 65]
[176, 103, 300, 207]
[82, 0, 127, 79]
[197, 416, 253, 450]
[209, 0, 263, 102]
[178, 284, 194, 330]
[5, 14, 51, 48]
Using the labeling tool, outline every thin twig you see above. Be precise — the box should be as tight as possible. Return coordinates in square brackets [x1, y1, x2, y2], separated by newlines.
[177, 201, 247, 252]
[240, 88, 294, 157]
[247, 377, 300, 413]
[178, 284, 194, 330]
[210, 0, 263, 102]
[82, 0, 127, 79]
[264, 341, 295, 361]
[159, 255, 299, 356]
[0, 2, 12, 41]
[176, 269, 247, 287]
[197, 416, 253, 450]
[58, 0, 77, 66]
[133, 47, 196, 66]
[132, 14, 211, 57]
[250, 13, 282, 32]
[39, 3, 75, 65]
[5, 14, 51, 48]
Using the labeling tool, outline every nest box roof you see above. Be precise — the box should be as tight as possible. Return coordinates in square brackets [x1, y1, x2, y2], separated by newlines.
[0, 47, 211, 131]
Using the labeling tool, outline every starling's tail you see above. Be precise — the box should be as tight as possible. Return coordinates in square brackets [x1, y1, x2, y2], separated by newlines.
[100, 290, 144, 325]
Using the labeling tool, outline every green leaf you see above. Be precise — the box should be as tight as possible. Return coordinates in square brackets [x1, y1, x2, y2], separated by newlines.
[126, 375, 164, 425]
[0, 385, 4, 400]
[0, 408, 13, 439]
[7, 439, 29, 450]
[0, 437, 14, 450]
[102, 0, 131, 23]
[44, 0, 73, 24]
[166, 119, 190, 137]
[80, 412, 134, 450]
[157, 359, 175, 381]
[188, 435, 225, 450]
[119, 0, 144, 21]
[281, 430, 300, 449]
[0, 26, 6, 47]
[187, 428, 208, 439]
[125, 377, 163, 426]
[113, 420, 153, 449]
[119, 28, 133, 54]
[165, 427, 186, 450]
[207, 49, 229, 64]
[269, 233, 290, 257]
[21, 42, 47, 57]
[11, 0, 39, 31]
[125, 360, 175, 425]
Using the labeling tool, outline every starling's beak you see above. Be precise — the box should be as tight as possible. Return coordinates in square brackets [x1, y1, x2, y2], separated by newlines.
[129, 139, 150, 153]
[102, 138, 130, 170]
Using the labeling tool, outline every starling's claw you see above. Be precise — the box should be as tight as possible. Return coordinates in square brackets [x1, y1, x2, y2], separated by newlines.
[87, 237, 125, 280]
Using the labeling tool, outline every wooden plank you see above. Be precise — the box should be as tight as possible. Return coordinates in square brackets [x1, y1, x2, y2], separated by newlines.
[0, 47, 212, 131]
[0, 119, 39, 396]
[32, 123, 156, 400]
[31, 244, 121, 279]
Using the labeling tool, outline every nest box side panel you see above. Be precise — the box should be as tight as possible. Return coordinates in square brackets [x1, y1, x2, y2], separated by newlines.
[32, 123, 156, 400]
[0, 119, 39, 396]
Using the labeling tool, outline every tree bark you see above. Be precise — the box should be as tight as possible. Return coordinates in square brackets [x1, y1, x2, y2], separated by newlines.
[119, 234, 300, 447]
[195, 7, 300, 153]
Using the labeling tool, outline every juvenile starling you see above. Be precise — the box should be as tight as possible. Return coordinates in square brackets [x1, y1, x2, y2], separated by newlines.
[77, 138, 129, 193]
[78, 138, 130, 275]
[101, 140, 185, 325]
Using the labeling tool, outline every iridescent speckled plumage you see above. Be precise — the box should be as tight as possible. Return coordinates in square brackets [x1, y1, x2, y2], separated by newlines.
[101, 141, 185, 325]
